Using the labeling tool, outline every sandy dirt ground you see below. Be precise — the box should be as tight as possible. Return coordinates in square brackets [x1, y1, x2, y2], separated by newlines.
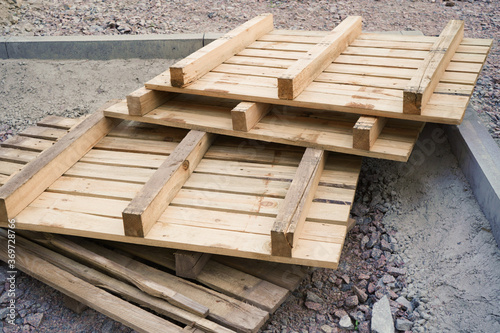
[0, 57, 499, 332]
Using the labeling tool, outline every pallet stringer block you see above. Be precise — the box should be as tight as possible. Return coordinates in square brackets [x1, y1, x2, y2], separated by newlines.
[403, 20, 464, 114]
[122, 130, 216, 237]
[231, 102, 271, 132]
[277, 16, 362, 100]
[271, 148, 326, 257]
[127, 87, 176, 116]
[352, 116, 388, 150]
[0, 104, 121, 222]
[169, 13, 274, 87]
[174, 251, 212, 279]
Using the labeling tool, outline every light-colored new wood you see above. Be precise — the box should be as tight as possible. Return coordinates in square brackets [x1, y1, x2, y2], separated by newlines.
[20, 126, 68, 141]
[271, 148, 326, 257]
[127, 87, 175, 116]
[353, 116, 388, 150]
[231, 102, 271, 131]
[170, 13, 274, 87]
[122, 131, 215, 237]
[404, 20, 464, 114]
[0, 106, 120, 222]
[278, 16, 362, 99]
[0, 235, 185, 333]
[175, 251, 212, 279]
[36, 116, 82, 130]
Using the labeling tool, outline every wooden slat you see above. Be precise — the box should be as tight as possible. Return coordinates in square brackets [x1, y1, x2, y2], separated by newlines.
[0, 235, 185, 333]
[14, 232, 230, 333]
[278, 16, 362, 99]
[231, 102, 271, 132]
[271, 148, 326, 257]
[1, 136, 54, 152]
[353, 116, 388, 150]
[403, 20, 464, 114]
[19, 126, 68, 141]
[127, 87, 175, 116]
[122, 131, 215, 237]
[0, 105, 121, 221]
[37, 116, 82, 130]
[0, 148, 39, 164]
[44, 234, 209, 317]
[175, 251, 212, 279]
[170, 13, 274, 87]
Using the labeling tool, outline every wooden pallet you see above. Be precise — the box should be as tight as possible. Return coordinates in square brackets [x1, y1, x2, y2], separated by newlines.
[0, 113, 361, 268]
[0, 230, 309, 332]
[143, 14, 492, 124]
[104, 94, 424, 162]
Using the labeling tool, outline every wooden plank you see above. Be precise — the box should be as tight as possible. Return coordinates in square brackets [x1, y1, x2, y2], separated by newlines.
[170, 13, 274, 87]
[127, 87, 176, 116]
[352, 116, 388, 150]
[110, 242, 289, 314]
[175, 251, 212, 279]
[43, 234, 209, 317]
[63, 295, 88, 314]
[0, 160, 24, 176]
[0, 148, 38, 164]
[278, 16, 362, 99]
[1, 136, 54, 152]
[122, 131, 215, 237]
[37, 116, 82, 130]
[403, 20, 464, 114]
[0, 105, 121, 221]
[271, 148, 326, 257]
[19, 126, 68, 141]
[231, 102, 271, 132]
[14, 232, 231, 333]
[0, 235, 185, 333]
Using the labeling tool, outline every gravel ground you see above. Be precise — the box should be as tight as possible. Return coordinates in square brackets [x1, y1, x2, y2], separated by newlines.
[0, 0, 499, 145]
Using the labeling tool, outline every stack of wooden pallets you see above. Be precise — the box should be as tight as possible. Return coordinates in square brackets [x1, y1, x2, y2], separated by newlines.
[0, 13, 492, 332]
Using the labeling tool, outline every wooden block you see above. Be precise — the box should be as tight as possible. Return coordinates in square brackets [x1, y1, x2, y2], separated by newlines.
[0, 235, 185, 333]
[170, 13, 274, 87]
[277, 16, 362, 100]
[352, 116, 388, 150]
[127, 87, 175, 116]
[271, 148, 326, 257]
[347, 217, 356, 233]
[231, 102, 271, 132]
[0, 103, 121, 222]
[122, 131, 215, 237]
[404, 20, 464, 114]
[175, 251, 212, 279]
[63, 294, 88, 314]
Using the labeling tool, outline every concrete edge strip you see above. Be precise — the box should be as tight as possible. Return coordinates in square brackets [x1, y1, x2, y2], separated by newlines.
[1, 32, 498, 247]
[444, 107, 500, 247]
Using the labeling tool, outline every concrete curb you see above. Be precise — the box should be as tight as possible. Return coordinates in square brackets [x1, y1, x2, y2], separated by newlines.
[0, 33, 222, 60]
[445, 107, 500, 247]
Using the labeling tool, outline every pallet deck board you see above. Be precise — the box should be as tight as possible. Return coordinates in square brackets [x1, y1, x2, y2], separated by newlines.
[0, 117, 361, 269]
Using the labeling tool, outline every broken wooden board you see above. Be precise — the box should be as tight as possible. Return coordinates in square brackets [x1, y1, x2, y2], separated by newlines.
[144, 19, 492, 124]
[1, 230, 304, 332]
[104, 95, 424, 162]
[0, 117, 361, 269]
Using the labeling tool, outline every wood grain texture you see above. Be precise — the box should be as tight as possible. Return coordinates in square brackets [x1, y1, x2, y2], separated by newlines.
[0, 104, 121, 222]
[352, 116, 388, 150]
[175, 251, 212, 279]
[231, 102, 271, 132]
[122, 131, 215, 237]
[404, 20, 464, 114]
[170, 13, 274, 87]
[278, 16, 362, 99]
[127, 87, 175, 116]
[271, 148, 326, 257]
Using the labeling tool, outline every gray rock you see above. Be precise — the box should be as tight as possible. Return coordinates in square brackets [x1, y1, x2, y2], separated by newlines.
[387, 267, 406, 276]
[306, 291, 323, 303]
[345, 295, 359, 308]
[396, 318, 413, 331]
[396, 296, 413, 312]
[353, 285, 368, 303]
[380, 239, 392, 252]
[25, 313, 43, 328]
[381, 274, 396, 284]
[367, 232, 380, 249]
[339, 315, 354, 330]
[0, 307, 8, 320]
[371, 296, 395, 333]
[371, 248, 383, 260]
[320, 324, 337, 333]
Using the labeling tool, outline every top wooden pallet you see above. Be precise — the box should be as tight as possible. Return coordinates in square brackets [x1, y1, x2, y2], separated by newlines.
[145, 14, 492, 125]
